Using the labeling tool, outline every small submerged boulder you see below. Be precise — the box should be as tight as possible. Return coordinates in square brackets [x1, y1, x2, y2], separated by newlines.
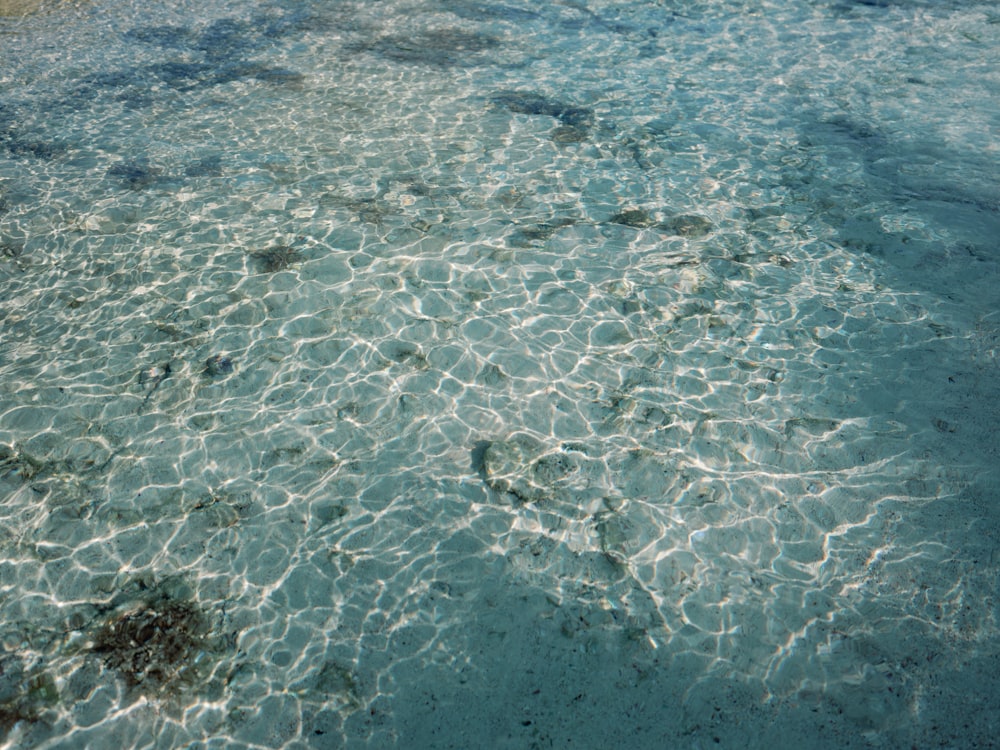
[204, 354, 234, 377]
[609, 208, 657, 229]
[477, 433, 575, 503]
[490, 90, 594, 132]
[660, 213, 714, 238]
[607, 208, 714, 237]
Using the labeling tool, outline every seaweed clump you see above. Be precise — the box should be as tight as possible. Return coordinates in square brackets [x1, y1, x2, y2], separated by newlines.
[91, 591, 212, 695]
[248, 244, 304, 272]
[0, 657, 59, 741]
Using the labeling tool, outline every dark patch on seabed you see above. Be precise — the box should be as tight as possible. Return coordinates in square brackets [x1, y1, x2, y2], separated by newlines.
[106, 158, 165, 190]
[790, 108, 1000, 303]
[346, 28, 502, 67]
[0, 576, 232, 739]
[0, 102, 64, 160]
[441, 0, 540, 23]
[69, 7, 335, 108]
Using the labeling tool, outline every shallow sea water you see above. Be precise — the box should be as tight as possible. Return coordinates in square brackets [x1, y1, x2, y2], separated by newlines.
[1, 0, 999, 747]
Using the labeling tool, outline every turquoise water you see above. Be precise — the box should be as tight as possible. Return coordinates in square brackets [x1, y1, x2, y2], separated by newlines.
[1, 1, 998, 747]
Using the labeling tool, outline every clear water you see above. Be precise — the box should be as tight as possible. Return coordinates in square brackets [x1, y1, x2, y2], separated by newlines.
[1, 0, 998, 747]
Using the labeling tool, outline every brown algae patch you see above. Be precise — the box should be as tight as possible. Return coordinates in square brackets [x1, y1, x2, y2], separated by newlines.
[88, 579, 230, 706]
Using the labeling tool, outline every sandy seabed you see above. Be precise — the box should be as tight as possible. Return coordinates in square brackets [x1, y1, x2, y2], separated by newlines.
[1, 0, 998, 747]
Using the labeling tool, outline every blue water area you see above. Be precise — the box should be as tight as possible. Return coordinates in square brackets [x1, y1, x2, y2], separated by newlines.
[0, 0, 998, 748]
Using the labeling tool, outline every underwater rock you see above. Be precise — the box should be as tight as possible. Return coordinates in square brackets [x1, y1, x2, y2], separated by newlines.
[204, 354, 234, 377]
[137, 361, 172, 413]
[479, 434, 575, 503]
[195, 18, 255, 60]
[0, 443, 43, 481]
[4, 137, 63, 159]
[246, 66, 306, 86]
[508, 220, 576, 247]
[608, 208, 657, 229]
[550, 124, 589, 143]
[659, 213, 713, 238]
[380, 340, 426, 366]
[491, 90, 594, 131]
[139, 362, 172, 389]
[594, 508, 632, 564]
[146, 61, 214, 89]
[476, 363, 507, 387]
[607, 209, 714, 237]
[0, 242, 24, 263]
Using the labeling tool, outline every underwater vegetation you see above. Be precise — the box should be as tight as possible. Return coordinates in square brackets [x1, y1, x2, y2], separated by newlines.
[248, 244, 305, 273]
[0, 658, 59, 742]
[90, 592, 212, 694]
[85, 576, 231, 708]
[0, 579, 226, 741]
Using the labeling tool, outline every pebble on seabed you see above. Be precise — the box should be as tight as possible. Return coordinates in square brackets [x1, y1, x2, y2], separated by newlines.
[204, 355, 234, 377]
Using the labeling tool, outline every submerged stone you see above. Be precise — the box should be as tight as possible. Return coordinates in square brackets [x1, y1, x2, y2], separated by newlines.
[204, 354, 234, 377]
[491, 90, 594, 131]
[659, 214, 713, 238]
[479, 434, 575, 503]
[0, 656, 59, 739]
[476, 363, 507, 386]
[0, 243, 24, 260]
[609, 208, 656, 229]
[147, 61, 214, 88]
[4, 137, 63, 159]
[508, 220, 575, 247]
[607, 209, 714, 237]
[551, 124, 589, 143]
[138, 362, 171, 389]
[247, 67, 306, 86]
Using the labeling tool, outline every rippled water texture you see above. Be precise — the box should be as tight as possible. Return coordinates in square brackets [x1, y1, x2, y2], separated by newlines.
[1, 0, 998, 747]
